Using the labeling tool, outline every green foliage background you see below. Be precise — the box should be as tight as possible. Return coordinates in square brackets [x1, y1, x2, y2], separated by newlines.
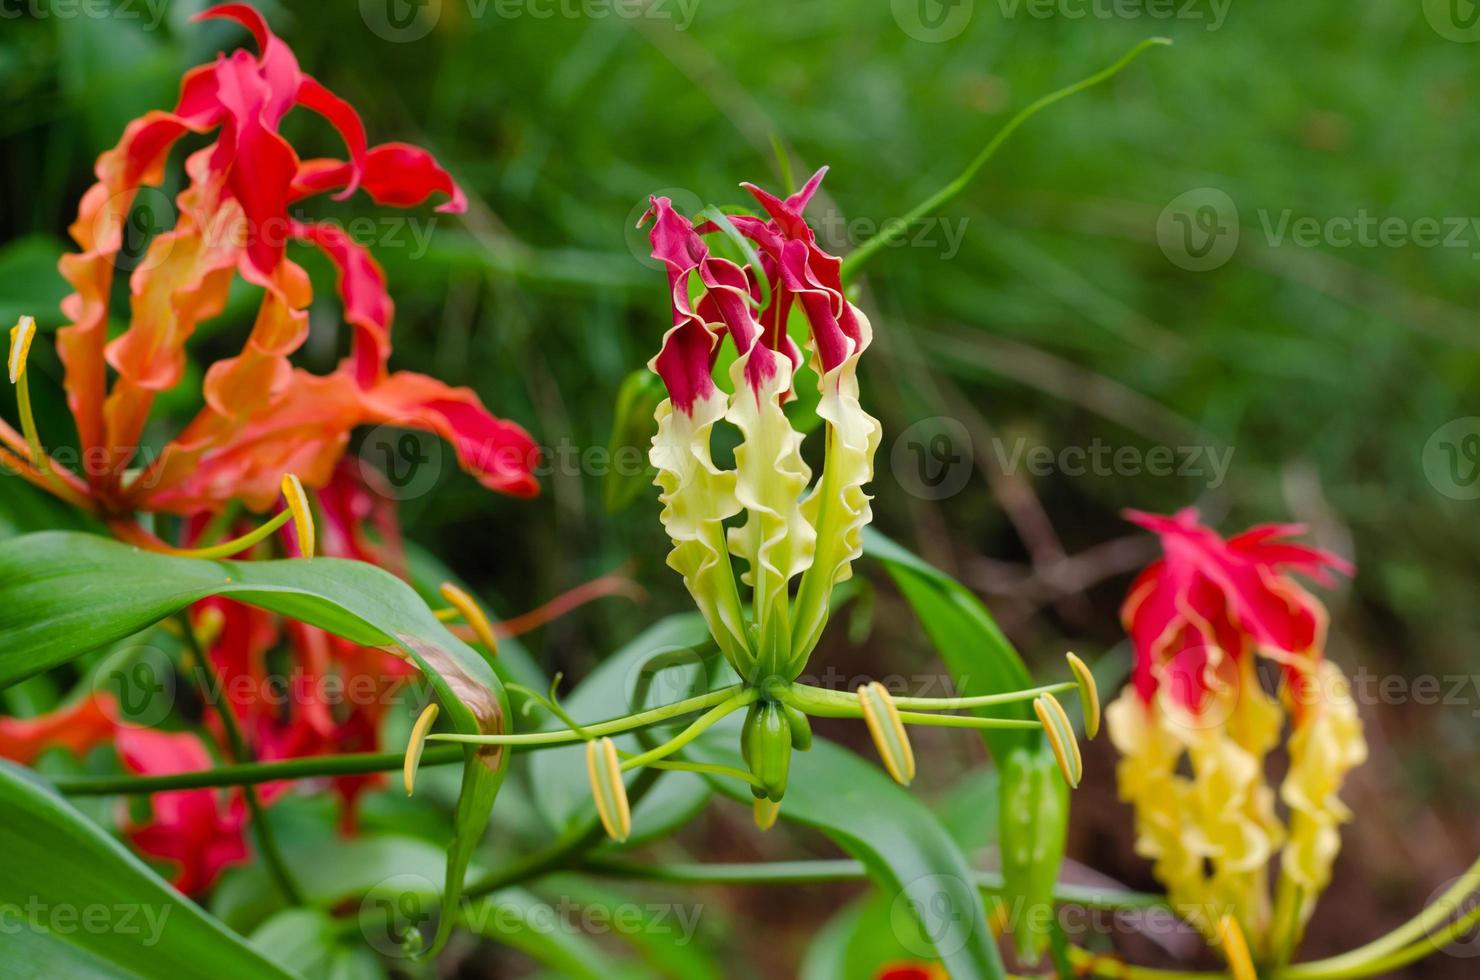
[2, 0, 1478, 975]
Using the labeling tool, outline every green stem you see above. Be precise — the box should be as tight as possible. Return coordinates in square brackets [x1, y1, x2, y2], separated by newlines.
[619, 690, 756, 772]
[790, 680, 1074, 712]
[780, 685, 1040, 729]
[427, 685, 742, 746]
[1314, 903, 1480, 979]
[1279, 854, 1480, 979]
[52, 745, 467, 796]
[177, 613, 304, 906]
[839, 37, 1173, 282]
[581, 857, 1168, 910]
[167, 509, 292, 560]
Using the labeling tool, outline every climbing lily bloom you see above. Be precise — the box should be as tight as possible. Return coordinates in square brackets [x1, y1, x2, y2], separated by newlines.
[419, 170, 1098, 837]
[1105, 508, 1367, 964]
[643, 167, 881, 686]
[3, 3, 536, 531]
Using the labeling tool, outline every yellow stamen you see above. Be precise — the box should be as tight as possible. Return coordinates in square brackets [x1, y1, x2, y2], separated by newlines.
[1066, 651, 1101, 739]
[587, 736, 632, 842]
[857, 681, 915, 786]
[753, 797, 781, 831]
[438, 582, 498, 655]
[5, 315, 90, 508]
[1217, 914, 1257, 980]
[1034, 693, 1083, 788]
[8, 315, 34, 384]
[404, 702, 440, 796]
[280, 473, 315, 558]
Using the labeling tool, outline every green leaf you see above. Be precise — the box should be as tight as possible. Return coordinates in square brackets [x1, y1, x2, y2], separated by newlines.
[529, 614, 716, 845]
[693, 734, 1006, 980]
[0, 234, 69, 330]
[0, 530, 509, 958]
[0, 761, 298, 980]
[461, 890, 618, 980]
[249, 910, 386, 980]
[862, 528, 1066, 963]
[604, 368, 665, 513]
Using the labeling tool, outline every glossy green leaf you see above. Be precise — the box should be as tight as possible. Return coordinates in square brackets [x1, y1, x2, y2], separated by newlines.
[0, 530, 509, 958]
[693, 734, 1006, 980]
[0, 761, 298, 980]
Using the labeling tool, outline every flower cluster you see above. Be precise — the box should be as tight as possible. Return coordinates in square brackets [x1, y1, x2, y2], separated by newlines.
[1106, 508, 1368, 960]
[8, 3, 537, 521]
[643, 168, 881, 686]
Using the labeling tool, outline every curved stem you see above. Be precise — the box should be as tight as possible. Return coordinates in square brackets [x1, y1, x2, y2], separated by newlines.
[619, 690, 756, 772]
[427, 685, 743, 747]
[839, 37, 1172, 281]
[1279, 854, 1480, 978]
[177, 613, 303, 905]
[156, 509, 292, 560]
[53, 745, 468, 796]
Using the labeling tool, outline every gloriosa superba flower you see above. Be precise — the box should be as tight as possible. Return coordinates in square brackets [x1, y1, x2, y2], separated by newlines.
[1106, 508, 1368, 966]
[642, 167, 880, 690]
[411, 170, 1099, 834]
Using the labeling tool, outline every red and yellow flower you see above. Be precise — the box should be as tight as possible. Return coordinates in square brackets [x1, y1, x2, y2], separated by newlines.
[643, 168, 881, 684]
[2, 3, 537, 529]
[1106, 508, 1367, 960]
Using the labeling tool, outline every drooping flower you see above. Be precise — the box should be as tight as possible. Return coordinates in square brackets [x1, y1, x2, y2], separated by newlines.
[1105, 508, 1367, 960]
[25, 2, 536, 520]
[643, 168, 881, 685]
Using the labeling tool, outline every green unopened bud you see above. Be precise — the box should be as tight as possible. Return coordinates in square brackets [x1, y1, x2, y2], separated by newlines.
[741, 701, 792, 802]
[783, 703, 812, 751]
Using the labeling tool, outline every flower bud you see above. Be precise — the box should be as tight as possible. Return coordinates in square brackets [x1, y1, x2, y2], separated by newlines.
[742, 701, 792, 802]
